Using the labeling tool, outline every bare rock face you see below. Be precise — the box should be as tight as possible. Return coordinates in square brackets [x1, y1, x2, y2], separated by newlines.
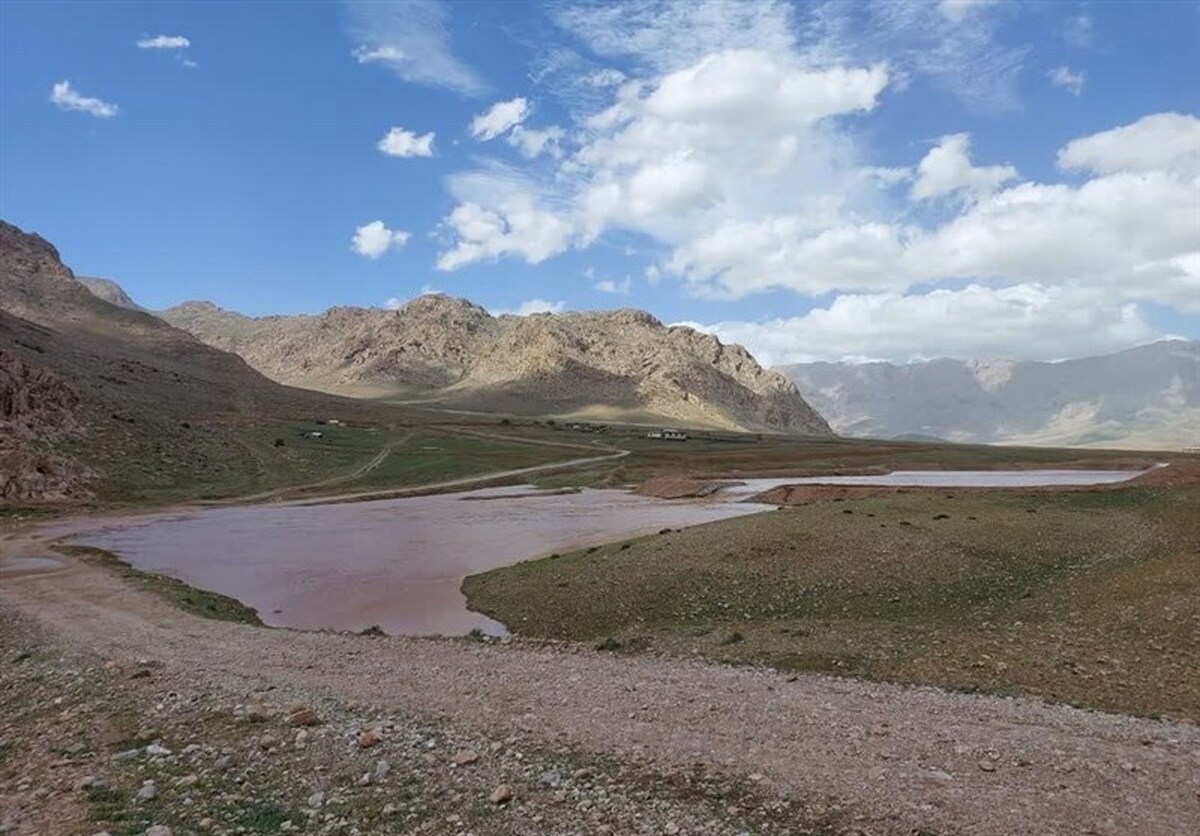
[162, 296, 831, 434]
[0, 348, 91, 500]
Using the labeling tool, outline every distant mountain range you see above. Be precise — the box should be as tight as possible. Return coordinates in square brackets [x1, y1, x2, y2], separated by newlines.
[158, 298, 831, 435]
[779, 341, 1199, 450]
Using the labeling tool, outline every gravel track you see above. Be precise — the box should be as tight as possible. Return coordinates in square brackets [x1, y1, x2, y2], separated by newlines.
[2, 537, 1198, 836]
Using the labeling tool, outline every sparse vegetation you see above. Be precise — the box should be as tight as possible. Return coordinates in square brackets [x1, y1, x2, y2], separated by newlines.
[54, 544, 262, 625]
[466, 479, 1200, 720]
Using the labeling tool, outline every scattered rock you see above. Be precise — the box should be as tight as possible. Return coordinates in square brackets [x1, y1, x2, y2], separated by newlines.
[356, 728, 382, 748]
[922, 768, 954, 787]
[243, 699, 272, 723]
[452, 749, 480, 767]
[286, 704, 321, 727]
[136, 780, 158, 802]
[144, 828, 172, 836]
[373, 759, 391, 782]
[489, 784, 514, 805]
[307, 791, 324, 808]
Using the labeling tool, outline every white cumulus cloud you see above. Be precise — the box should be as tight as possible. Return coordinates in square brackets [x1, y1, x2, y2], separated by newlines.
[352, 221, 411, 259]
[493, 298, 567, 316]
[377, 127, 435, 157]
[136, 34, 190, 49]
[471, 98, 530, 141]
[594, 277, 633, 294]
[1057, 112, 1200, 177]
[910, 133, 1019, 201]
[439, 48, 891, 274]
[508, 125, 565, 158]
[682, 283, 1162, 366]
[49, 81, 118, 118]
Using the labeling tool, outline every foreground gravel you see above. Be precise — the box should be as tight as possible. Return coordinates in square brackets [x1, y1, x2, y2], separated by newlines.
[2, 543, 1199, 835]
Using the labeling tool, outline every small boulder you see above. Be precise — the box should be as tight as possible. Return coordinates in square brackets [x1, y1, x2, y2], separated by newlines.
[489, 784, 514, 805]
[356, 728, 383, 748]
[451, 749, 480, 767]
[286, 704, 321, 728]
[136, 780, 157, 802]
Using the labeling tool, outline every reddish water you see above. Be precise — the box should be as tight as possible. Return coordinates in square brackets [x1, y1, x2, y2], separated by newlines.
[58, 487, 767, 636]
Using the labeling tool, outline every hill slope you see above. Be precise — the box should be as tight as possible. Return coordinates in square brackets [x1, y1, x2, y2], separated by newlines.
[0, 220, 373, 502]
[161, 297, 831, 435]
[779, 342, 1199, 449]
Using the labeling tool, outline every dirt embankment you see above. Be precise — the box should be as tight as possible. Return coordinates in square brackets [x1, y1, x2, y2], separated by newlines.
[634, 475, 740, 499]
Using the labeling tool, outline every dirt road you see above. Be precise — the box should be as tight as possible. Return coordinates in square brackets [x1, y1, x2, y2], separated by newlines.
[1, 536, 1197, 836]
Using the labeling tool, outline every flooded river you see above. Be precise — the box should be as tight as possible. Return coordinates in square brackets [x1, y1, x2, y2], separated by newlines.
[56, 486, 767, 637]
[40, 468, 1149, 637]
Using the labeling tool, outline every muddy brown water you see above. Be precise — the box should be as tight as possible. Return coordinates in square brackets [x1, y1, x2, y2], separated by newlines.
[44, 487, 767, 637]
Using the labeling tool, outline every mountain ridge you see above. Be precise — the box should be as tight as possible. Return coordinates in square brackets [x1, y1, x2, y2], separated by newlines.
[158, 294, 831, 435]
[779, 341, 1199, 450]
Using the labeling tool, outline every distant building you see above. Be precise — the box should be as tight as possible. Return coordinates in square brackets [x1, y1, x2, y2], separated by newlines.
[568, 422, 609, 433]
[647, 428, 688, 441]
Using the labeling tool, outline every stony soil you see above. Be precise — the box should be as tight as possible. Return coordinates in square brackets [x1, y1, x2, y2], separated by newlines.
[2, 537, 1198, 836]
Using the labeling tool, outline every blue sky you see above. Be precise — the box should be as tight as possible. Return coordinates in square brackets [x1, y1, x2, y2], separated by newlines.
[1, 0, 1197, 364]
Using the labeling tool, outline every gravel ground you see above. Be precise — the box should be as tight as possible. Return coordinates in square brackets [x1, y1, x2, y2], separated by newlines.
[2, 536, 1199, 836]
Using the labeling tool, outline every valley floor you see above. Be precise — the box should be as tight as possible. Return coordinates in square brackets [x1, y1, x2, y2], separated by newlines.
[2, 531, 1199, 835]
[3, 437, 1198, 835]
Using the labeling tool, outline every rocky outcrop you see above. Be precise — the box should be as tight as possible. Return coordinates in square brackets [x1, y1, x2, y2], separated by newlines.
[0, 348, 91, 500]
[162, 296, 831, 434]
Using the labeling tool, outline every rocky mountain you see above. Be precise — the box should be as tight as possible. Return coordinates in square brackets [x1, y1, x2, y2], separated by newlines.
[160, 297, 831, 434]
[0, 220, 360, 502]
[779, 342, 1200, 450]
[78, 276, 145, 310]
